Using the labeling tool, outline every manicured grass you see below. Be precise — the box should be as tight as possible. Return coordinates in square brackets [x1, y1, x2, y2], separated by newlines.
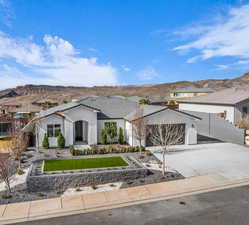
[44, 156, 128, 172]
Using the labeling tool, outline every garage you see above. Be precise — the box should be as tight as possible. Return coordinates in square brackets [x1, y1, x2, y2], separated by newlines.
[146, 123, 185, 147]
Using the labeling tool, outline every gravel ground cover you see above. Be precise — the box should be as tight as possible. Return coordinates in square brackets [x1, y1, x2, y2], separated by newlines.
[0, 148, 183, 204]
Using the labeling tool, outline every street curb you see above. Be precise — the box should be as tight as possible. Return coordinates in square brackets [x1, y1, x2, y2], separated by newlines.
[2, 177, 249, 225]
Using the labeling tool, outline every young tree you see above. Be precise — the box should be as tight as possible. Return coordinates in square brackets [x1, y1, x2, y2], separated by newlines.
[9, 133, 28, 171]
[132, 106, 147, 155]
[100, 129, 107, 145]
[0, 154, 16, 194]
[118, 127, 124, 145]
[42, 134, 49, 149]
[57, 132, 65, 148]
[149, 124, 184, 176]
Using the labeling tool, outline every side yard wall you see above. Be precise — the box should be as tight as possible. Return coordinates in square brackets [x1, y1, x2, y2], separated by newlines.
[179, 103, 235, 123]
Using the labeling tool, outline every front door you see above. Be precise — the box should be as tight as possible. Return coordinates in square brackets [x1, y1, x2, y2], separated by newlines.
[75, 121, 83, 142]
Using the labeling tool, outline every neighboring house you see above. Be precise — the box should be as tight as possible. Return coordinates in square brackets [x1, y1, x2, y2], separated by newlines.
[178, 88, 249, 124]
[170, 86, 214, 98]
[24, 96, 200, 148]
[0, 102, 39, 137]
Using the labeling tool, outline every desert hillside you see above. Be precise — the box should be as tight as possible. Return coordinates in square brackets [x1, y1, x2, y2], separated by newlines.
[1, 72, 249, 105]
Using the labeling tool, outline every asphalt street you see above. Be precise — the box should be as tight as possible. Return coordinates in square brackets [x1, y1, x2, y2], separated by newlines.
[11, 184, 249, 225]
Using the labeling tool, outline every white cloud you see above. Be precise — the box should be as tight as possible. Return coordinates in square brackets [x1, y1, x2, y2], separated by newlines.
[174, 4, 249, 63]
[215, 64, 230, 70]
[0, 32, 118, 88]
[137, 66, 159, 81]
[121, 65, 131, 72]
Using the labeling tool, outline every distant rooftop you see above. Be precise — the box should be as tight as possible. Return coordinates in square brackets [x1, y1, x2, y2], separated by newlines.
[125, 96, 166, 103]
[172, 86, 215, 93]
[177, 88, 249, 105]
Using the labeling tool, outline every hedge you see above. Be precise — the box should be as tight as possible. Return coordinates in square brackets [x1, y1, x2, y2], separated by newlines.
[69, 145, 145, 156]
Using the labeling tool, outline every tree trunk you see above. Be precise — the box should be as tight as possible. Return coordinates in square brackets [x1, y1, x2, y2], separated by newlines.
[162, 149, 166, 177]
[5, 178, 11, 193]
[139, 139, 142, 155]
[18, 158, 21, 170]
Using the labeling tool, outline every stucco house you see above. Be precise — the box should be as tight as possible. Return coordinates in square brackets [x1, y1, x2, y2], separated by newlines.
[178, 88, 249, 124]
[25, 96, 200, 148]
[170, 87, 214, 98]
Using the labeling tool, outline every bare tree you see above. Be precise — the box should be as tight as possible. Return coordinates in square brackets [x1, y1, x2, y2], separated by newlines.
[237, 115, 249, 130]
[0, 154, 16, 194]
[149, 124, 184, 176]
[9, 132, 28, 170]
[132, 106, 147, 155]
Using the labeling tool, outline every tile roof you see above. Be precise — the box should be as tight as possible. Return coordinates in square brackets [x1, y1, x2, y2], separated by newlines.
[80, 96, 138, 119]
[177, 88, 249, 105]
[36, 96, 201, 121]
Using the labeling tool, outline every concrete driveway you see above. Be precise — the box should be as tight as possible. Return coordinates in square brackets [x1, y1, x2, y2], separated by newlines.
[148, 143, 249, 181]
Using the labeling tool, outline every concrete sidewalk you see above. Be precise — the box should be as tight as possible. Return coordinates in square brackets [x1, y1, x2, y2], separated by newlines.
[1, 173, 249, 225]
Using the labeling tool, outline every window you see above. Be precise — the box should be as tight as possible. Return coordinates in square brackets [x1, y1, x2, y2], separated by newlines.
[54, 124, 61, 137]
[104, 122, 117, 129]
[47, 124, 61, 137]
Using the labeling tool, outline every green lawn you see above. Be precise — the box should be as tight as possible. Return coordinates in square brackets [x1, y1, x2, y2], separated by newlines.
[44, 156, 128, 172]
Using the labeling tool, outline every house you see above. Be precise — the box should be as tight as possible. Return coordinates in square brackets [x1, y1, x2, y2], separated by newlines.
[170, 86, 214, 98]
[178, 88, 249, 124]
[0, 102, 40, 137]
[24, 96, 200, 148]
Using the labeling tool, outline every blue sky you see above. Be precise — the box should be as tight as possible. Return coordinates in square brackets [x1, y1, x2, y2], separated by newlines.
[0, 0, 248, 89]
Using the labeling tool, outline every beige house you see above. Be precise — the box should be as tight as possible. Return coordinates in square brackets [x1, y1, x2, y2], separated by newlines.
[170, 87, 214, 98]
[178, 88, 249, 124]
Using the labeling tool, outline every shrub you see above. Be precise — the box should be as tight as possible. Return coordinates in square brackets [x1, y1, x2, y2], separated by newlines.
[146, 151, 153, 157]
[42, 134, 49, 149]
[16, 168, 25, 175]
[118, 127, 125, 145]
[69, 144, 146, 156]
[139, 98, 150, 105]
[69, 145, 75, 155]
[100, 129, 108, 145]
[57, 133, 65, 148]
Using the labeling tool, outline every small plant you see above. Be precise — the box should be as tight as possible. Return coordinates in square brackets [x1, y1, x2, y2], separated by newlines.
[145, 151, 153, 157]
[37, 192, 46, 197]
[1, 194, 12, 199]
[56, 190, 64, 195]
[75, 187, 82, 192]
[42, 134, 49, 149]
[57, 132, 65, 148]
[100, 129, 107, 145]
[118, 127, 124, 145]
[16, 168, 25, 175]
[91, 184, 97, 190]
[167, 100, 177, 105]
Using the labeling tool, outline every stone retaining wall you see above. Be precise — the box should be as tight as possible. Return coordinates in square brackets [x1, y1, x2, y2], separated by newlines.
[27, 156, 148, 192]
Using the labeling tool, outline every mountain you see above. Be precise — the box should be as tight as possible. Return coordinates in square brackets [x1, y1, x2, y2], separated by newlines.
[0, 72, 249, 107]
